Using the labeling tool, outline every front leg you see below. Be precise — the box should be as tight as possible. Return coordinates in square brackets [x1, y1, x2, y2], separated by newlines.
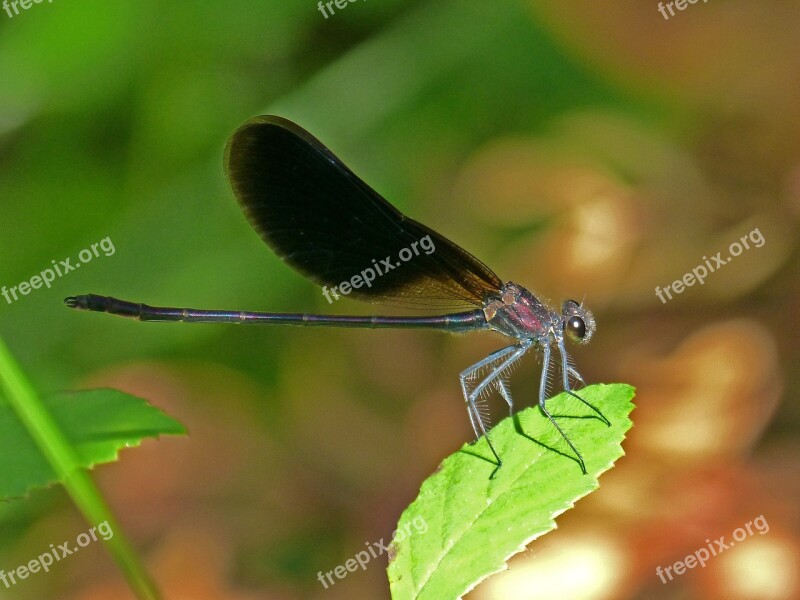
[556, 337, 610, 426]
[567, 365, 585, 388]
[537, 343, 587, 474]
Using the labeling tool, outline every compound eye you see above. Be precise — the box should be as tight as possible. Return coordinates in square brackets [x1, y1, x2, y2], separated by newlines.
[565, 315, 586, 342]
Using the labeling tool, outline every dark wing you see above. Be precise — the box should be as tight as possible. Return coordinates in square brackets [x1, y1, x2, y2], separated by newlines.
[224, 115, 502, 308]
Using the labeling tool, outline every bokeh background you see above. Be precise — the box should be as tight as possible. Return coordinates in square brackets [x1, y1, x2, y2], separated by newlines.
[1, 1, 799, 599]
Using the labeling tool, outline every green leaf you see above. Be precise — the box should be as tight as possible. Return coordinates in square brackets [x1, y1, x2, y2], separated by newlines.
[0, 388, 186, 500]
[387, 383, 635, 600]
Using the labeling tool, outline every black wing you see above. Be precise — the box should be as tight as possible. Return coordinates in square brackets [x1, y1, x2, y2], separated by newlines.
[224, 115, 502, 308]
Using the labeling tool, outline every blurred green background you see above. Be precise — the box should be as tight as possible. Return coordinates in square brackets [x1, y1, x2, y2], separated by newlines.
[1, 1, 799, 598]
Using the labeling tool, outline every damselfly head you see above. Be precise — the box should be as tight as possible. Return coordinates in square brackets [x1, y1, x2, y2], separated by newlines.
[561, 299, 595, 345]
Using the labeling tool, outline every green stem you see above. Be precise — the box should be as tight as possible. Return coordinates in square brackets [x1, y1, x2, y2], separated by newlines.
[0, 337, 160, 600]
